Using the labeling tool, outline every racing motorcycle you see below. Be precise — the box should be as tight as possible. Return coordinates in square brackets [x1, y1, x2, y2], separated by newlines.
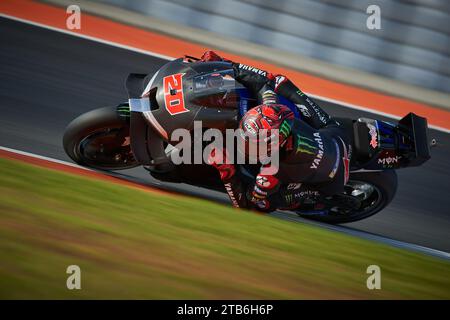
[63, 56, 432, 224]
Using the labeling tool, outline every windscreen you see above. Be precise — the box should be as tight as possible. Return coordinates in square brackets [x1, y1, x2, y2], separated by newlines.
[190, 69, 246, 109]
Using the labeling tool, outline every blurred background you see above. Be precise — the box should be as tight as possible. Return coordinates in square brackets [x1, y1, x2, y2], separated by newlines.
[96, 0, 450, 94]
[1, 0, 449, 298]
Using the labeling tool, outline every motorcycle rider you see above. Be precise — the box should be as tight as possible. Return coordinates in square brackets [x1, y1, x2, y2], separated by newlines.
[199, 50, 335, 130]
[200, 50, 351, 211]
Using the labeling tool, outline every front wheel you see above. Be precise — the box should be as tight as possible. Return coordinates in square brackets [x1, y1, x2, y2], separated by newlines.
[63, 105, 139, 170]
[295, 170, 398, 224]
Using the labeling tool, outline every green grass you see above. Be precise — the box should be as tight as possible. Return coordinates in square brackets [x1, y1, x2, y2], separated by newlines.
[0, 158, 449, 299]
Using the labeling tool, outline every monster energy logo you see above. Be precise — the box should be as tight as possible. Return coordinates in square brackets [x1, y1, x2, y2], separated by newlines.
[296, 134, 317, 155]
[117, 104, 130, 116]
[284, 193, 294, 205]
[279, 120, 291, 138]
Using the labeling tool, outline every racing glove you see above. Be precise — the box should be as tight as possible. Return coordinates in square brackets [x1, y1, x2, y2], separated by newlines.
[200, 50, 232, 63]
[246, 165, 282, 212]
[207, 148, 249, 209]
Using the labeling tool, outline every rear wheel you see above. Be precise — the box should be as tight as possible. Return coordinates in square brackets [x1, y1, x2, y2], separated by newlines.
[63, 106, 138, 170]
[296, 170, 397, 224]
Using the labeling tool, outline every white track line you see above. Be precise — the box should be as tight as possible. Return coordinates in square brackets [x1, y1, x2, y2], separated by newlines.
[1, 13, 449, 134]
[0, 146, 92, 170]
[271, 211, 450, 261]
[0, 13, 174, 60]
[1, 145, 449, 260]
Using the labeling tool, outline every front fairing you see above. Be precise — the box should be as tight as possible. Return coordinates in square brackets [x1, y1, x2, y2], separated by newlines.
[142, 59, 250, 141]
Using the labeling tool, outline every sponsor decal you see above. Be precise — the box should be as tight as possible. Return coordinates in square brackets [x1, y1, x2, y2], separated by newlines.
[224, 183, 239, 207]
[279, 120, 291, 138]
[310, 132, 324, 169]
[378, 155, 401, 165]
[294, 190, 320, 199]
[244, 119, 257, 136]
[295, 104, 311, 118]
[238, 63, 267, 77]
[308, 100, 329, 124]
[253, 186, 268, 197]
[340, 138, 350, 184]
[163, 73, 189, 115]
[367, 123, 378, 149]
[284, 193, 294, 205]
[287, 183, 302, 190]
[117, 104, 130, 117]
[296, 134, 317, 155]
[256, 175, 271, 188]
[274, 75, 286, 90]
[328, 139, 341, 179]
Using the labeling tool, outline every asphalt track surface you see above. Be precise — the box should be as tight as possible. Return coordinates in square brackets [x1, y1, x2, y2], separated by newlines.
[1, 18, 449, 253]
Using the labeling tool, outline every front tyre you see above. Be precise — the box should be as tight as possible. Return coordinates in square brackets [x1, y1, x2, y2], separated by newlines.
[296, 170, 398, 224]
[63, 106, 139, 170]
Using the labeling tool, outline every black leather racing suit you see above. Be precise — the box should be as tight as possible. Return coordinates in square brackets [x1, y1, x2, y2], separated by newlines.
[246, 112, 351, 212]
[202, 52, 351, 211]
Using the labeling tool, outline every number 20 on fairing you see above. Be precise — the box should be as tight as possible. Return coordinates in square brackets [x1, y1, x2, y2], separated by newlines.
[163, 73, 189, 115]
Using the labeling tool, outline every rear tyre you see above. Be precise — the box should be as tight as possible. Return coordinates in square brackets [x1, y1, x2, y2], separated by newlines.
[63, 106, 138, 170]
[296, 170, 397, 224]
